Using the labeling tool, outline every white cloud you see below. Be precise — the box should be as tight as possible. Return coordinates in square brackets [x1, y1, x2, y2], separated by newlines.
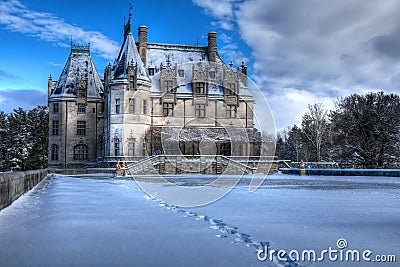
[196, 0, 400, 128]
[45, 61, 63, 67]
[0, 89, 47, 113]
[0, 0, 119, 60]
[193, 0, 239, 30]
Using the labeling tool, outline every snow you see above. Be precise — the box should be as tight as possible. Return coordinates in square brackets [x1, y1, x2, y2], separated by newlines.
[149, 60, 248, 96]
[52, 52, 104, 98]
[1, 173, 398, 266]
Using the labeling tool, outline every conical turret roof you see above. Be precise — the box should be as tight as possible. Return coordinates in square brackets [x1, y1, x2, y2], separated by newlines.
[113, 30, 149, 82]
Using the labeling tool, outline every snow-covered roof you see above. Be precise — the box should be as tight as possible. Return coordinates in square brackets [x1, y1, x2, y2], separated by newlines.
[146, 43, 211, 67]
[112, 32, 149, 82]
[148, 59, 249, 96]
[51, 47, 104, 98]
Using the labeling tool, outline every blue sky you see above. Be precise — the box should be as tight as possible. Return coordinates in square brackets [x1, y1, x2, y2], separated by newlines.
[1, 0, 400, 129]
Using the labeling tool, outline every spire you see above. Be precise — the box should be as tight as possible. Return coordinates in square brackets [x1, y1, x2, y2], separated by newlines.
[124, 3, 133, 39]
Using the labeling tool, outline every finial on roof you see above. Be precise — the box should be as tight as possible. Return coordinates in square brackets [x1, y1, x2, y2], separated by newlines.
[229, 61, 233, 68]
[241, 61, 247, 75]
[123, 3, 133, 39]
[49, 74, 52, 80]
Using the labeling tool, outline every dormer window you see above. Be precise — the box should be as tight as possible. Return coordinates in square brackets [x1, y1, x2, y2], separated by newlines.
[129, 76, 135, 89]
[164, 80, 173, 93]
[195, 82, 206, 94]
[228, 83, 236, 95]
[148, 68, 155, 76]
[79, 88, 87, 98]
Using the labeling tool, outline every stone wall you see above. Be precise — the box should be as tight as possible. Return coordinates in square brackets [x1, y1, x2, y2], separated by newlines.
[0, 170, 49, 211]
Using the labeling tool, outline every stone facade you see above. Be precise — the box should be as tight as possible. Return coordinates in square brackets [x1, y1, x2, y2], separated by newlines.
[48, 16, 258, 168]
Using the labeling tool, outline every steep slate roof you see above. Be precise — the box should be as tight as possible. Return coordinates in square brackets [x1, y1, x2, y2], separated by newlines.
[112, 32, 149, 81]
[146, 44, 250, 96]
[51, 46, 104, 98]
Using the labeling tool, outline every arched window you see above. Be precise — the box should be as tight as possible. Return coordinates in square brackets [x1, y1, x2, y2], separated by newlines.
[51, 144, 59, 161]
[73, 144, 88, 160]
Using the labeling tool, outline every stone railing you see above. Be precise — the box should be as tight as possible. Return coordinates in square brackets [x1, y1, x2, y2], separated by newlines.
[0, 169, 49, 211]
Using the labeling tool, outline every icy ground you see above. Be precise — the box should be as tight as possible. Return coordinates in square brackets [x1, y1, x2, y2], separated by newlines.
[0, 173, 399, 267]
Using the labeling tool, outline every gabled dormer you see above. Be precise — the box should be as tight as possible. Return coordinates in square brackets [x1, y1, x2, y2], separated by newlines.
[192, 61, 209, 96]
[160, 60, 177, 105]
[223, 62, 240, 106]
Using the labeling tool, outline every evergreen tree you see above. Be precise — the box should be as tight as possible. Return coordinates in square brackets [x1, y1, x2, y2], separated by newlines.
[25, 106, 49, 169]
[0, 111, 7, 170]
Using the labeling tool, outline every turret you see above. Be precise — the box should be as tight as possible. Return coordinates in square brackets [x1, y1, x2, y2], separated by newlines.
[138, 26, 148, 66]
[207, 32, 217, 62]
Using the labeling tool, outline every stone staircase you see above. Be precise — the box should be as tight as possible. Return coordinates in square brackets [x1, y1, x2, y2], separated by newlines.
[124, 155, 257, 176]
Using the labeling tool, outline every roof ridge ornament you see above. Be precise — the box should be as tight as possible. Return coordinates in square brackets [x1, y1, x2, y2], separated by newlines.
[123, 2, 133, 39]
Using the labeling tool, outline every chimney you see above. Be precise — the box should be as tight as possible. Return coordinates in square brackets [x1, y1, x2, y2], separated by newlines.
[48, 74, 53, 97]
[104, 63, 112, 89]
[207, 32, 217, 63]
[138, 25, 148, 66]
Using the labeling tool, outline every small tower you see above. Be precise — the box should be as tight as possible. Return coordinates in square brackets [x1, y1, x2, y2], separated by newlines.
[48, 42, 104, 168]
[103, 5, 152, 159]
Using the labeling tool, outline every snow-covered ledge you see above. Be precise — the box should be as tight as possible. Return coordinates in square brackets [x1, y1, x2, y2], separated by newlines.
[0, 170, 49, 210]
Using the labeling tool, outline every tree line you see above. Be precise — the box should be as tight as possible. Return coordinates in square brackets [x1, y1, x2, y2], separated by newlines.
[276, 92, 400, 168]
[0, 106, 48, 172]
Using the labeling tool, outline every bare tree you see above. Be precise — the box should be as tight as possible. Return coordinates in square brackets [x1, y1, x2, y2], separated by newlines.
[301, 103, 329, 162]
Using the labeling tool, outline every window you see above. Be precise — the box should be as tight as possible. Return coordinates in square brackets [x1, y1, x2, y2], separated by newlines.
[78, 103, 86, 113]
[178, 69, 184, 77]
[114, 139, 120, 156]
[77, 121, 86, 136]
[195, 104, 206, 118]
[148, 68, 155, 76]
[51, 144, 59, 161]
[128, 140, 135, 157]
[52, 120, 59, 135]
[163, 103, 174, 116]
[228, 83, 236, 95]
[142, 137, 147, 156]
[143, 100, 147, 114]
[195, 82, 205, 94]
[164, 80, 173, 93]
[209, 71, 216, 79]
[129, 98, 135, 113]
[115, 99, 121, 114]
[73, 144, 88, 160]
[79, 89, 86, 98]
[227, 105, 237, 118]
[129, 76, 135, 89]
[53, 103, 59, 113]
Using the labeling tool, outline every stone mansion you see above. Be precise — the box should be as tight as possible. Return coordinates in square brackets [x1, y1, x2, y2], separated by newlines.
[47, 16, 259, 168]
